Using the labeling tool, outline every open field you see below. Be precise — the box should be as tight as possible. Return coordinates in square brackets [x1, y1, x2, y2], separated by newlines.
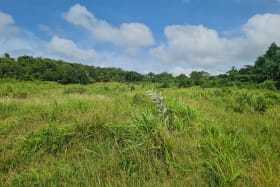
[0, 79, 280, 186]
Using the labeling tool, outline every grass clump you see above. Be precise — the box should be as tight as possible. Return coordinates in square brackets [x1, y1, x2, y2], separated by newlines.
[21, 126, 72, 156]
[146, 89, 197, 130]
[132, 93, 150, 105]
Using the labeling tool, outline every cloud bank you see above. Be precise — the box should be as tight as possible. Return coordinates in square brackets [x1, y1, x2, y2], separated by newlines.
[64, 4, 155, 51]
[1, 5, 280, 75]
[151, 13, 280, 73]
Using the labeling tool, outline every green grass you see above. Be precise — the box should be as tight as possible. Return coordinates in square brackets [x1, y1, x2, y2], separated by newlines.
[0, 79, 279, 186]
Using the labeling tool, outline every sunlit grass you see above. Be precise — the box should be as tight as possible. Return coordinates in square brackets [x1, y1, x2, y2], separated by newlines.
[0, 79, 279, 186]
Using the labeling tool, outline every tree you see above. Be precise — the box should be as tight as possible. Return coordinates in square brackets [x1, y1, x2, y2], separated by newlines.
[189, 71, 210, 85]
[3, 53, 10, 59]
[176, 74, 193, 88]
[227, 66, 238, 81]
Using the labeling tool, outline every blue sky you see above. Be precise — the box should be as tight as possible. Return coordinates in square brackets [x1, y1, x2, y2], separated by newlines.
[1, 0, 280, 75]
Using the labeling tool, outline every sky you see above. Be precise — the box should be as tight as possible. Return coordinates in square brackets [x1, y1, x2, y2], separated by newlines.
[1, 0, 280, 75]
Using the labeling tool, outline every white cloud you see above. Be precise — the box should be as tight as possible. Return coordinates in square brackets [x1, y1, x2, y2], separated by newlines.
[64, 4, 155, 51]
[1, 9, 280, 76]
[0, 12, 14, 24]
[0, 12, 39, 57]
[0, 11, 104, 64]
[151, 13, 280, 74]
[243, 14, 280, 44]
[169, 66, 198, 76]
[151, 25, 233, 67]
[46, 36, 104, 63]
[0, 11, 19, 37]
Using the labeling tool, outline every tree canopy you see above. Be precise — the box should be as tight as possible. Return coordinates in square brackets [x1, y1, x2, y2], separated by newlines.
[1, 42, 280, 90]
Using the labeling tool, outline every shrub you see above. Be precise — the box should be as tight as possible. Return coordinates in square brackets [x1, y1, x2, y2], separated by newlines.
[258, 80, 277, 91]
[132, 93, 149, 105]
[254, 96, 268, 113]
[233, 92, 269, 113]
[158, 82, 170, 88]
[263, 92, 280, 105]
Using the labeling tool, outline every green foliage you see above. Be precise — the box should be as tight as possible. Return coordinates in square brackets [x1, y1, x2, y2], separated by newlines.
[201, 125, 245, 186]
[166, 100, 197, 130]
[258, 80, 277, 91]
[158, 82, 170, 88]
[133, 112, 159, 133]
[132, 93, 149, 105]
[0, 79, 280, 186]
[146, 89, 197, 130]
[1, 42, 280, 90]
[0, 85, 28, 99]
[0, 102, 19, 119]
[0, 55, 145, 84]
[231, 92, 269, 113]
[21, 126, 72, 156]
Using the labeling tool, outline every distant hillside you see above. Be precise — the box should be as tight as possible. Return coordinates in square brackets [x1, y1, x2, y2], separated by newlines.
[1, 43, 280, 89]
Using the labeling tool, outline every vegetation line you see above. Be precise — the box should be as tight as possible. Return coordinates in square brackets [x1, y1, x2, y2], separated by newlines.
[1, 43, 280, 90]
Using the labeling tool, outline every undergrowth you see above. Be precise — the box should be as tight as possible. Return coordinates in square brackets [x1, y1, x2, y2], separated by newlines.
[0, 80, 279, 186]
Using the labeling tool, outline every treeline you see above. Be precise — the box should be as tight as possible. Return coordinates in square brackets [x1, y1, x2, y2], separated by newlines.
[0, 54, 144, 84]
[0, 43, 279, 89]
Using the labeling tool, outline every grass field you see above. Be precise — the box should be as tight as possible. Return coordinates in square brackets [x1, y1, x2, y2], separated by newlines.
[0, 79, 280, 186]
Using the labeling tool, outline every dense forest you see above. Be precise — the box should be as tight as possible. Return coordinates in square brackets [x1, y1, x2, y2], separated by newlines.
[1, 43, 280, 90]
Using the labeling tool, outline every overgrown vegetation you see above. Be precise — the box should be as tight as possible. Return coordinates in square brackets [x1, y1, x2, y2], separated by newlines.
[0, 80, 279, 186]
[0, 43, 279, 186]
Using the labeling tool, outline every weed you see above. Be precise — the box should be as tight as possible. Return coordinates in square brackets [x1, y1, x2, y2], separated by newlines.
[21, 126, 72, 156]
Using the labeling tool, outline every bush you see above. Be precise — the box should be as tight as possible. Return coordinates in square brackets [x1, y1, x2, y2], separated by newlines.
[132, 93, 149, 105]
[233, 92, 269, 113]
[158, 82, 170, 88]
[258, 80, 277, 91]
[264, 92, 280, 105]
[254, 96, 268, 113]
[177, 79, 194, 88]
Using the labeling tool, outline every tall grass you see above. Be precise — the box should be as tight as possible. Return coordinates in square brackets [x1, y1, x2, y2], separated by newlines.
[0, 80, 279, 186]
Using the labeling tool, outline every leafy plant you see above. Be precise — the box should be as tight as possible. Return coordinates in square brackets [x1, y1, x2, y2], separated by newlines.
[146, 89, 169, 125]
